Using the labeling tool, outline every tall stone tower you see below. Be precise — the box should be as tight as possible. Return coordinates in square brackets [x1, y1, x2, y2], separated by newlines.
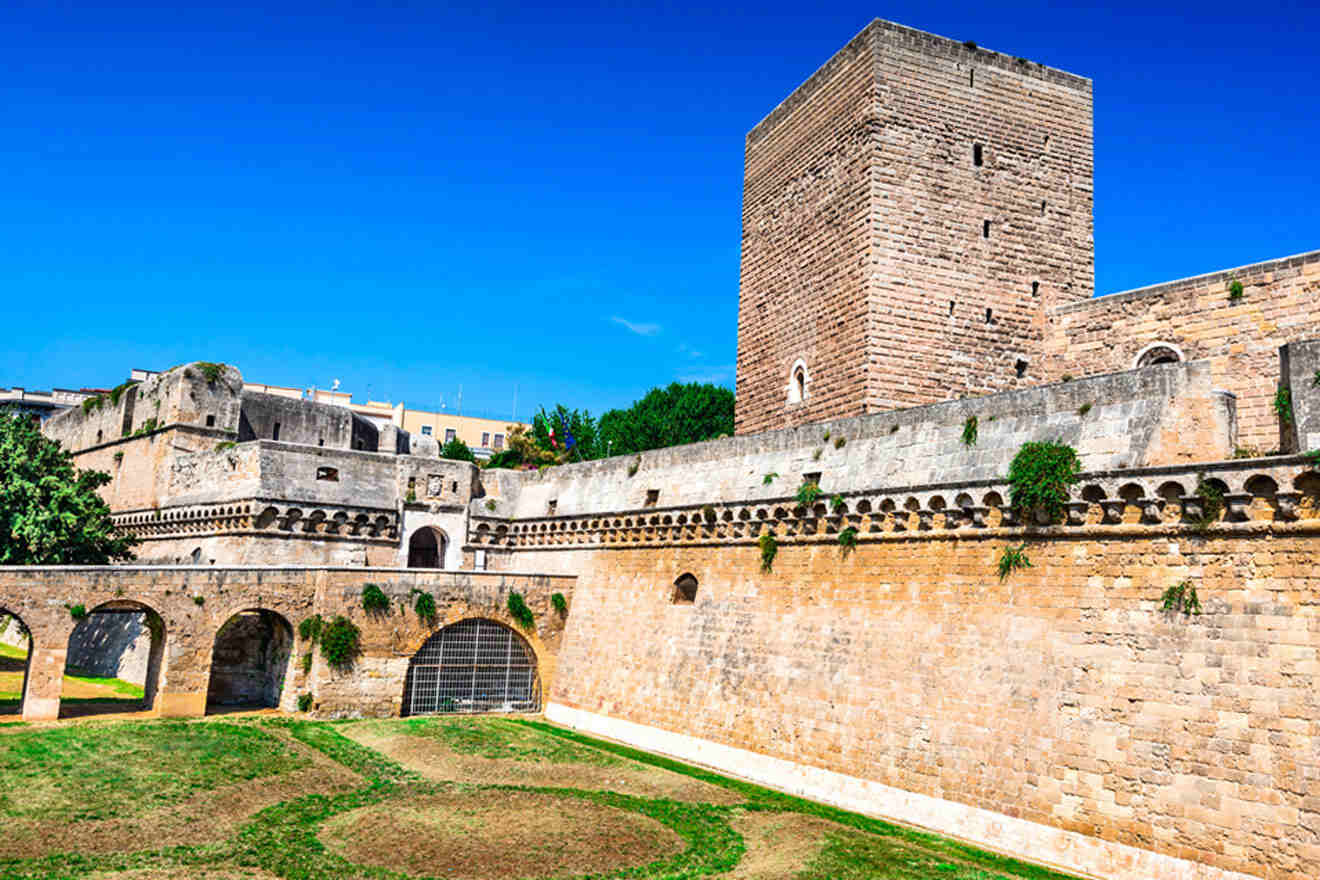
[734, 20, 1094, 435]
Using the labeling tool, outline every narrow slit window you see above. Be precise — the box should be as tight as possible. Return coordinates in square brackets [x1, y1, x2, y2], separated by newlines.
[272, 422, 281, 441]
[1015, 359, 1028, 378]
[645, 489, 660, 508]
[969, 69, 975, 87]
[1032, 281, 1040, 297]
[205, 414, 216, 427]
[949, 300, 955, 315]
[547, 499, 557, 516]
[982, 220, 991, 239]
[1040, 199, 1047, 215]
[985, 307, 993, 323]
[973, 144, 983, 167]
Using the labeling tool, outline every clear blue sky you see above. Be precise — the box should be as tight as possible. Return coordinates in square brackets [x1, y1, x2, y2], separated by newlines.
[3, 1, 1316, 419]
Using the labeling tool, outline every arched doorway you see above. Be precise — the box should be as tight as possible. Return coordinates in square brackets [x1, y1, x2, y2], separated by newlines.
[1135, 342, 1184, 368]
[206, 609, 294, 711]
[62, 601, 165, 718]
[408, 526, 448, 569]
[402, 618, 539, 715]
[0, 609, 32, 717]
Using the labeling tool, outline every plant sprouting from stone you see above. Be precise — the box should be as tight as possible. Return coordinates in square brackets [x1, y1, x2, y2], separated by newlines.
[795, 480, 823, 508]
[997, 544, 1031, 581]
[551, 592, 568, 615]
[829, 494, 846, 514]
[507, 591, 535, 631]
[319, 616, 361, 669]
[1192, 477, 1225, 533]
[701, 504, 717, 522]
[762, 472, 778, 485]
[1273, 386, 1293, 426]
[301, 652, 312, 674]
[1077, 403, 1092, 417]
[297, 693, 313, 712]
[834, 435, 846, 449]
[197, 362, 226, 384]
[1227, 279, 1244, 301]
[812, 447, 822, 461]
[484, 499, 497, 512]
[1006, 441, 1081, 523]
[361, 583, 390, 614]
[1161, 579, 1201, 616]
[758, 531, 778, 573]
[1313, 369, 1320, 388]
[67, 603, 88, 621]
[961, 416, 978, 447]
[411, 588, 437, 625]
[1308, 449, 1320, 468]
[837, 526, 858, 558]
[299, 614, 323, 644]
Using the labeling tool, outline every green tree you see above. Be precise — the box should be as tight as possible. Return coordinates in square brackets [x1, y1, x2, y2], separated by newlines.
[439, 437, 476, 463]
[0, 410, 137, 564]
[532, 404, 599, 463]
[597, 382, 734, 457]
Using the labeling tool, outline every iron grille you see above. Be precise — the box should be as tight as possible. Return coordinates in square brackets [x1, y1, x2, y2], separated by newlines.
[406, 618, 540, 715]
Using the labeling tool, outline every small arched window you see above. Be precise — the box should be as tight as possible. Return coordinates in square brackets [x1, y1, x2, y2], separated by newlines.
[672, 573, 698, 605]
[787, 359, 809, 405]
[1134, 343, 1184, 368]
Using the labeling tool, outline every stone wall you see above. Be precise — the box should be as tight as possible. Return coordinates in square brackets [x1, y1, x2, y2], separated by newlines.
[1044, 250, 1320, 451]
[523, 453, 1320, 880]
[479, 361, 1233, 528]
[736, 19, 1094, 435]
[1281, 338, 1320, 454]
[0, 567, 575, 721]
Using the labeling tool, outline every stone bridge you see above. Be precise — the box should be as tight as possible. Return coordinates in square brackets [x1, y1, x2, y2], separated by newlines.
[0, 566, 575, 721]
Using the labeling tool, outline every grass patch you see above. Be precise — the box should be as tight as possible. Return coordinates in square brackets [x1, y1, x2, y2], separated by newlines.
[0, 722, 308, 823]
[401, 716, 625, 767]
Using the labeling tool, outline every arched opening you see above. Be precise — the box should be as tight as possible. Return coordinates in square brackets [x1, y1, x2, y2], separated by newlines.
[206, 609, 294, 712]
[402, 618, 539, 716]
[1135, 343, 1183, 368]
[0, 609, 32, 718]
[672, 573, 698, 605]
[408, 526, 448, 569]
[787, 359, 809, 405]
[61, 601, 164, 719]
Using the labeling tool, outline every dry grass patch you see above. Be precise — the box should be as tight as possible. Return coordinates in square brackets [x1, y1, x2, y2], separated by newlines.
[726, 810, 840, 879]
[342, 717, 743, 805]
[319, 789, 683, 880]
[0, 722, 359, 859]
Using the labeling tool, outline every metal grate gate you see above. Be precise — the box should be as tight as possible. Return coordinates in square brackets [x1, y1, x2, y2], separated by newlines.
[406, 618, 540, 715]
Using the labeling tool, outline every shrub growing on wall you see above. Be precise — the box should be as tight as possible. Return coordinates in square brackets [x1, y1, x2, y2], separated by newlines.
[758, 531, 778, 573]
[1006, 442, 1081, 523]
[412, 589, 437, 625]
[997, 544, 1031, 581]
[361, 584, 390, 614]
[507, 591, 535, 631]
[1273, 386, 1294, 427]
[795, 480, 823, 508]
[961, 416, 978, 447]
[551, 592, 568, 615]
[299, 614, 323, 644]
[319, 616, 361, 669]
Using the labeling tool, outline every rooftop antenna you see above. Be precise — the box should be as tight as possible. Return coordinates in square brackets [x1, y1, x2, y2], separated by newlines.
[457, 385, 463, 417]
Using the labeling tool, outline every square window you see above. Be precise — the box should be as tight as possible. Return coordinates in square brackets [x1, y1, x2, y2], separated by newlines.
[493, 433, 504, 450]
[444, 428, 456, 443]
[420, 425, 432, 436]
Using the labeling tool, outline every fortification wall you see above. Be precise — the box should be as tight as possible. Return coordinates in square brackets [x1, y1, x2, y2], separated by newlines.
[479, 362, 1232, 528]
[1044, 250, 1320, 451]
[518, 452, 1320, 880]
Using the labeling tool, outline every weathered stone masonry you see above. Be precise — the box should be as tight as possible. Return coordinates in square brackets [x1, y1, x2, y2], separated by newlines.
[0, 568, 574, 721]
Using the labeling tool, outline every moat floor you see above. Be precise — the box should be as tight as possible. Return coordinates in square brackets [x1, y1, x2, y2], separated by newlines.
[0, 714, 1083, 880]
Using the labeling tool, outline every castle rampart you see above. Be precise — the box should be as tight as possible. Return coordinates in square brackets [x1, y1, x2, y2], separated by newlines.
[1045, 250, 1320, 450]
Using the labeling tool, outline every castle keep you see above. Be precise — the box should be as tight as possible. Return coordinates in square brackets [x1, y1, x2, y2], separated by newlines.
[4, 18, 1319, 880]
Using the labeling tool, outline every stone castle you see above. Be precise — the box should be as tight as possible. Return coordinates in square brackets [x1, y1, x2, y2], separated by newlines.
[3, 19, 1319, 880]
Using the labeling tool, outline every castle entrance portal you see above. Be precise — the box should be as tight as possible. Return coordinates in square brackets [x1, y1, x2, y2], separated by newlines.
[407, 526, 448, 569]
[402, 618, 539, 715]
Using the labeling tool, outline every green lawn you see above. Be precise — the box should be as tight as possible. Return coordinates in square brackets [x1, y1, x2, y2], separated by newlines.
[0, 715, 1085, 880]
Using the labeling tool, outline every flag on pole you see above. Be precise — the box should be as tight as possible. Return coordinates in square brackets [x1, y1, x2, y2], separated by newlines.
[560, 413, 576, 450]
